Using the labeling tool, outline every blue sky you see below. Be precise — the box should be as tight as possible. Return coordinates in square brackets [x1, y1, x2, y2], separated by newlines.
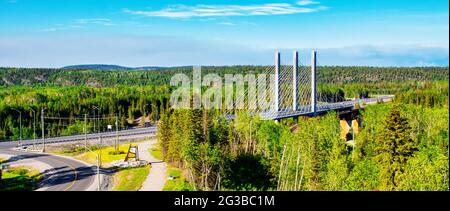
[0, 0, 448, 67]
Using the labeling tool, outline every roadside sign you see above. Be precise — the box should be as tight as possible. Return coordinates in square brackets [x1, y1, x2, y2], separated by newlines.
[125, 145, 139, 162]
[107, 125, 112, 130]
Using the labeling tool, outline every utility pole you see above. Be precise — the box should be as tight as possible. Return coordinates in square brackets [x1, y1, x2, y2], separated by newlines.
[78, 144, 101, 191]
[93, 105, 101, 144]
[311, 50, 317, 115]
[18, 111, 22, 146]
[93, 107, 96, 133]
[30, 108, 36, 148]
[115, 115, 119, 152]
[84, 114, 87, 152]
[97, 153, 101, 191]
[12, 109, 22, 146]
[41, 108, 46, 152]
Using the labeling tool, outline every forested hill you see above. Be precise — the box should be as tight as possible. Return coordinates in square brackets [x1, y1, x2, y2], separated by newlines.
[62, 64, 133, 70]
[61, 64, 166, 71]
[0, 66, 448, 87]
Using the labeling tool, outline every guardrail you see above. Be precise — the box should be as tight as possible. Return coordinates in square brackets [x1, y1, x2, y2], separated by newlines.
[12, 127, 158, 146]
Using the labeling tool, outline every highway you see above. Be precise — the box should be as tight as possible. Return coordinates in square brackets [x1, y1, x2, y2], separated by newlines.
[19, 126, 158, 146]
[0, 141, 96, 191]
[0, 126, 158, 191]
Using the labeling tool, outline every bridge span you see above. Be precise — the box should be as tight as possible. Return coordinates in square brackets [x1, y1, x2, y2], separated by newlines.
[225, 50, 393, 120]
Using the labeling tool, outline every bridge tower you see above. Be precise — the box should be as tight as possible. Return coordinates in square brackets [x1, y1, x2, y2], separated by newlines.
[272, 50, 316, 116]
[275, 51, 280, 112]
[311, 50, 317, 115]
[293, 50, 298, 111]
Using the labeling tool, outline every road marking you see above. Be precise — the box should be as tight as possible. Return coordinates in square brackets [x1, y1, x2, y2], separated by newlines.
[0, 150, 85, 191]
[41, 155, 79, 191]
[43, 155, 79, 191]
[62, 161, 78, 191]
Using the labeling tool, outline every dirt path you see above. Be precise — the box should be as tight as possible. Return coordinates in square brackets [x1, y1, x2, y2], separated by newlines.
[138, 140, 167, 191]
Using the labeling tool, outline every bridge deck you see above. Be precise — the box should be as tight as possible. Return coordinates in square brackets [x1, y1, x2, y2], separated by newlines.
[228, 96, 393, 120]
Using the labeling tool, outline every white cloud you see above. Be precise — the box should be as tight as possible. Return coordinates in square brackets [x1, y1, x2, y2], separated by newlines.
[38, 18, 115, 32]
[218, 22, 235, 26]
[74, 18, 115, 26]
[0, 35, 447, 68]
[305, 45, 450, 67]
[123, 2, 327, 19]
[297, 0, 320, 6]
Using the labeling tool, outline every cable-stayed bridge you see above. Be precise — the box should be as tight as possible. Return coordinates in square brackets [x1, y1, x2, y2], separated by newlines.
[224, 50, 393, 120]
[11, 50, 393, 148]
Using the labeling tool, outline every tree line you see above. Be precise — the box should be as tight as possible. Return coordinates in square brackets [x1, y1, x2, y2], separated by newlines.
[0, 85, 171, 140]
[1, 66, 447, 87]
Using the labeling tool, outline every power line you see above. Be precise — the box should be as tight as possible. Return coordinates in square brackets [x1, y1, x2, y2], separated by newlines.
[44, 115, 118, 120]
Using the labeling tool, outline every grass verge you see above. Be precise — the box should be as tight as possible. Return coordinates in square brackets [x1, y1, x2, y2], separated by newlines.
[52, 142, 153, 191]
[55, 143, 139, 167]
[163, 167, 194, 191]
[112, 165, 150, 191]
[0, 166, 42, 191]
[148, 147, 163, 160]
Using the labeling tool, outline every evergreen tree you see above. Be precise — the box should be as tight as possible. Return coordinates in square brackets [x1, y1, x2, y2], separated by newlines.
[376, 106, 417, 190]
[157, 110, 171, 160]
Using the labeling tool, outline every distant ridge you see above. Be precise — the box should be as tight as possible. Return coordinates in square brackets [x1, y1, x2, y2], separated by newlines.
[62, 64, 164, 71]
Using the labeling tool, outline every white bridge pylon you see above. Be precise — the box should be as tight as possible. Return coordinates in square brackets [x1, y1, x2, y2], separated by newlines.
[247, 50, 390, 120]
[198, 49, 391, 120]
[225, 50, 318, 120]
[259, 50, 317, 119]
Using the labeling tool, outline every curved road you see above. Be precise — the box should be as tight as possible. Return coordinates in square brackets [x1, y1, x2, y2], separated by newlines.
[0, 141, 96, 191]
[0, 127, 158, 191]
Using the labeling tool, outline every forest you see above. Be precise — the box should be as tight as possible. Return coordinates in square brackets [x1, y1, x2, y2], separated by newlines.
[0, 66, 447, 87]
[0, 85, 171, 139]
[0, 66, 449, 191]
[0, 66, 448, 141]
[157, 81, 449, 191]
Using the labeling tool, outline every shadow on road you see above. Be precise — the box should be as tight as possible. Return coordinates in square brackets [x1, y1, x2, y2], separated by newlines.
[38, 165, 98, 190]
[37, 165, 124, 190]
[1, 153, 49, 164]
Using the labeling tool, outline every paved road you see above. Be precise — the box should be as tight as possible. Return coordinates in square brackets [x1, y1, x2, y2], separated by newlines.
[0, 141, 96, 191]
[18, 126, 158, 146]
[0, 127, 159, 191]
